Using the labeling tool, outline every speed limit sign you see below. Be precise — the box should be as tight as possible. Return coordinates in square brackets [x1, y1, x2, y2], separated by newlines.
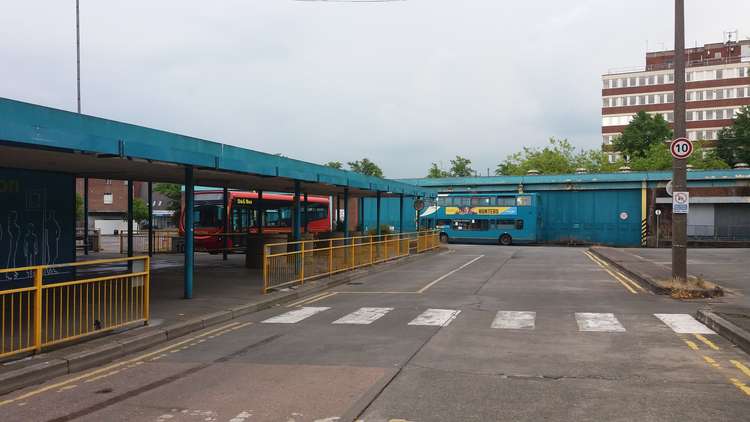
[670, 137, 693, 159]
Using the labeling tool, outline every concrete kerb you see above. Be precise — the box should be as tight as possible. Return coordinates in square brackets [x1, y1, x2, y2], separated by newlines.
[0, 249, 439, 397]
[696, 309, 750, 356]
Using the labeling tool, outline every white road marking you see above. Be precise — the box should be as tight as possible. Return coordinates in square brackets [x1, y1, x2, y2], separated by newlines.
[408, 309, 461, 327]
[575, 313, 626, 332]
[261, 307, 331, 324]
[417, 255, 484, 293]
[332, 307, 393, 325]
[228, 411, 253, 422]
[654, 314, 715, 334]
[492, 311, 536, 330]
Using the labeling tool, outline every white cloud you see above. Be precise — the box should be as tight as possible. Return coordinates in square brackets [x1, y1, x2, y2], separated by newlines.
[1, 0, 748, 178]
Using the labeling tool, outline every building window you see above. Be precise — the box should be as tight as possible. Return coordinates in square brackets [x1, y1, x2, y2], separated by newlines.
[105, 179, 112, 185]
[629, 77, 637, 87]
[657, 74, 664, 85]
[103, 193, 113, 204]
[715, 69, 723, 80]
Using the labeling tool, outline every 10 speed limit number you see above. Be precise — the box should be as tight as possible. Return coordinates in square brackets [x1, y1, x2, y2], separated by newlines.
[670, 137, 693, 159]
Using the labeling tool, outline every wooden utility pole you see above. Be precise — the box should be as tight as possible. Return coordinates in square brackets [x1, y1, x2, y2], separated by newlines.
[672, 0, 688, 282]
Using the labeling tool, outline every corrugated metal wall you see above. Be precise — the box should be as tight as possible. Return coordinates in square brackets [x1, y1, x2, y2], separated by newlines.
[536, 190, 641, 246]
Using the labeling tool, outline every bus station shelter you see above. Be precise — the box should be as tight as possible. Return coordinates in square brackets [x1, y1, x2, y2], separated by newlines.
[0, 97, 436, 301]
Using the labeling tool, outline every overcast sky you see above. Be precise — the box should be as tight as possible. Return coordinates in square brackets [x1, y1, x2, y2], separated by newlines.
[1, 1, 748, 178]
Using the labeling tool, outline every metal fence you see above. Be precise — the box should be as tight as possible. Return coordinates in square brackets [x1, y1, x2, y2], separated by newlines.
[119, 231, 179, 254]
[0, 256, 149, 359]
[686, 225, 750, 241]
[263, 230, 440, 293]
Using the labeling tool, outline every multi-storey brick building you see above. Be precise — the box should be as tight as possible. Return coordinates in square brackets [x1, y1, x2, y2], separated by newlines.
[602, 38, 750, 162]
[75, 178, 145, 234]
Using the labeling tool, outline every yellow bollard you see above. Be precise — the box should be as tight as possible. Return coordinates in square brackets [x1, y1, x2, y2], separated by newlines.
[143, 256, 150, 323]
[33, 267, 43, 353]
[328, 239, 333, 275]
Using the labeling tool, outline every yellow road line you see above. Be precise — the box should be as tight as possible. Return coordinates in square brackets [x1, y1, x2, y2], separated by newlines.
[0, 321, 241, 407]
[694, 334, 720, 351]
[684, 340, 699, 350]
[584, 252, 637, 294]
[613, 269, 646, 293]
[731, 360, 750, 378]
[298, 292, 338, 306]
[336, 291, 420, 295]
[703, 355, 721, 369]
[730, 378, 750, 396]
[286, 292, 331, 308]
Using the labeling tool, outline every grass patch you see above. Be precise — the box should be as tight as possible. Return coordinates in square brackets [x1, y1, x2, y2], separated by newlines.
[662, 276, 723, 299]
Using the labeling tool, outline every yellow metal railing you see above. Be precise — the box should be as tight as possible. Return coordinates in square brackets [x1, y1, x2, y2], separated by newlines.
[263, 230, 440, 293]
[0, 256, 149, 359]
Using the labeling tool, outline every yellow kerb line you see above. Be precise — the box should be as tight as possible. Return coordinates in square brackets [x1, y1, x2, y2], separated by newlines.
[613, 269, 646, 293]
[298, 292, 338, 305]
[286, 292, 332, 308]
[0, 321, 241, 407]
[731, 360, 750, 378]
[730, 378, 750, 396]
[684, 340, 699, 350]
[584, 252, 637, 295]
[694, 334, 720, 351]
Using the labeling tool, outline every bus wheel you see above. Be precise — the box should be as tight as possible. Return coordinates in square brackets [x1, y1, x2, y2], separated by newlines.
[499, 234, 512, 246]
[439, 233, 449, 243]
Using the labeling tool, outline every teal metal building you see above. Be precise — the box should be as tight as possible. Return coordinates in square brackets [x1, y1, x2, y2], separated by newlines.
[401, 169, 750, 247]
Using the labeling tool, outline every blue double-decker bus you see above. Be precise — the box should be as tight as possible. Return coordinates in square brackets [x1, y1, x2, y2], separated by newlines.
[421, 193, 541, 245]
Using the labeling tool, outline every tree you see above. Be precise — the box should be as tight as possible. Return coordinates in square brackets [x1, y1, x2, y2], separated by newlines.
[449, 156, 474, 177]
[154, 183, 182, 224]
[132, 198, 150, 222]
[426, 163, 449, 178]
[324, 161, 343, 169]
[495, 138, 617, 176]
[620, 142, 728, 171]
[612, 111, 673, 159]
[347, 158, 384, 178]
[75, 193, 84, 220]
[716, 105, 750, 166]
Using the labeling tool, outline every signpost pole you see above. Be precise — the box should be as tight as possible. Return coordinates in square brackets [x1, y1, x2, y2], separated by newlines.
[672, 0, 688, 282]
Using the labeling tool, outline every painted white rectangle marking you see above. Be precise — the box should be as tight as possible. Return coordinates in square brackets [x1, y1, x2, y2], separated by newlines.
[261, 307, 330, 324]
[492, 311, 536, 330]
[575, 313, 626, 332]
[654, 313, 715, 334]
[408, 309, 461, 327]
[332, 307, 393, 325]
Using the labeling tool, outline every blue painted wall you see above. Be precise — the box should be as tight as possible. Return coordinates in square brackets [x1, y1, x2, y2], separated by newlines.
[535, 190, 641, 246]
[0, 168, 75, 288]
[361, 197, 418, 233]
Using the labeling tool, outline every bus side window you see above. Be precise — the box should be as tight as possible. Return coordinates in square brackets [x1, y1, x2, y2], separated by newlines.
[515, 219, 524, 230]
[497, 197, 515, 206]
[516, 196, 532, 206]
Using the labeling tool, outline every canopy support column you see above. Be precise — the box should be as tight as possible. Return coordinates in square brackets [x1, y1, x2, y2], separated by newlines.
[222, 186, 229, 261]
[148, 181, 153, 257]
[376, 192, 382, 236]
[184, 167, 195, 299]
[293, 181, 301, 242]
[83, 177, 89, 255]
